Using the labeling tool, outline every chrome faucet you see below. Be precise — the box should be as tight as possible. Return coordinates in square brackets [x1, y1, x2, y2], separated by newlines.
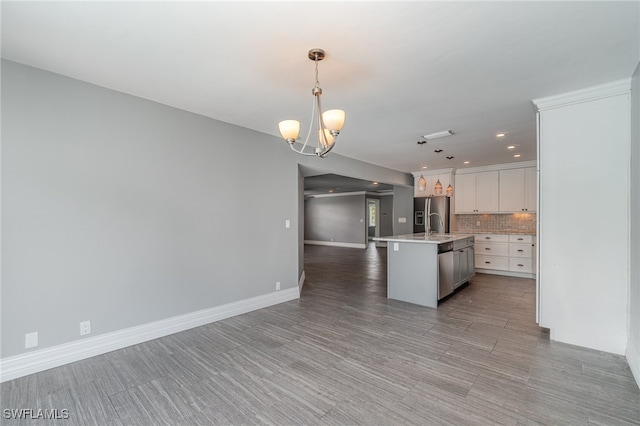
[426, 212, 444, 235]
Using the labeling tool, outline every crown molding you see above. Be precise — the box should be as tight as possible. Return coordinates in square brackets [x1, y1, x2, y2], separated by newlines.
[455, 160, 537, 175]
[411, 167, 454, 178]
[532, 79, 631, 111]
[305, 191, 367, 198]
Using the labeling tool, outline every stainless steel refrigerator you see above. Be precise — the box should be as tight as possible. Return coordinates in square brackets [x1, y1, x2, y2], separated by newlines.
[414, 196, 450, 234]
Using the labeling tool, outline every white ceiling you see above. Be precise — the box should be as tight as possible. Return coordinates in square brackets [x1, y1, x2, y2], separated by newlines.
[2, 1, 639, 174]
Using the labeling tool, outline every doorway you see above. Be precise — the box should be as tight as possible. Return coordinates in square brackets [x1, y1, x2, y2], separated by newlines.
[367, 198, 380, 242]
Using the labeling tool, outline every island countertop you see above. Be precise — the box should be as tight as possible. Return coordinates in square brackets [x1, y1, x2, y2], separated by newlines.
[374, 232, 474, 244]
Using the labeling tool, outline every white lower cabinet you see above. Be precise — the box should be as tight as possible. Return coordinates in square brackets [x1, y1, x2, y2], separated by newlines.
[476, 254, 509, 271]
[474, 234, 535, 277]
[509, 258, 533, 273]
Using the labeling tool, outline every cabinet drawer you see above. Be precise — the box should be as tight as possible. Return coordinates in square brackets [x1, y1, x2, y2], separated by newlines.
[509, 258, 533, 273]
[475, 241, 509, 257]
[476, 255, 509, 271]
[475, 234, 509, 242]
[509, 243, 532, 258]
[509, 234, 533, 243]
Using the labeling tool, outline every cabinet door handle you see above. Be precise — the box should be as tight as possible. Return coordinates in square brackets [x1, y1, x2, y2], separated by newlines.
[485, 261, 491, 264]
[485, 237, 491, 240]
[517, 249, 524, 252]
[485, 248, 491, 250]
[517, 264, 524, 267]
[517, 238, 523, 241]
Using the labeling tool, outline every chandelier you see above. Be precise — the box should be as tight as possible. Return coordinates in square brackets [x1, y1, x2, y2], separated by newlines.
[278, 49, 346, 158]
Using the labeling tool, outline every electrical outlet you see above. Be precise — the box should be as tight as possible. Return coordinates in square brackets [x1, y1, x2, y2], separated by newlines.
[80, 320, 91, 336]
[25, 332, 38, 349]
[476, 220, 481, 226]
[276, 281, 281, 291]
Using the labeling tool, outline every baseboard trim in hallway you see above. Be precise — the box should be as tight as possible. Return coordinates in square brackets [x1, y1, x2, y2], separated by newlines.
[0, 287, 299, 383]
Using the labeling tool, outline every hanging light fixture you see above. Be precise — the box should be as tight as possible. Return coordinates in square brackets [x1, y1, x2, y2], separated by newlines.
[446, 156, 455, 196]
[278, 49, 346, 158]
[434, 149, 443, 195]
[417, 140, 427, 191]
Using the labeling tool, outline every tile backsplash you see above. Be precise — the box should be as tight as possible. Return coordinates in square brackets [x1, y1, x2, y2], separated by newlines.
[455, 213, 536, 234]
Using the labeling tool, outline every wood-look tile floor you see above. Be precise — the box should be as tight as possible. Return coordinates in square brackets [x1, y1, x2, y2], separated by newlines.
[2, 243, 639, 425]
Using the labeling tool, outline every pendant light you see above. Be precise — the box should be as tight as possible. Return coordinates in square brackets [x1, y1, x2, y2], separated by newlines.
[434, 149, 443, 195]
[278, 49, 346, 158]
[417, 140, 427, 191]
[446, 156, 455, 196]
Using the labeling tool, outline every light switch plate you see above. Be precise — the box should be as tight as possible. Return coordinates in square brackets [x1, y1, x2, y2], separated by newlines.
[393, 243, 399, 251]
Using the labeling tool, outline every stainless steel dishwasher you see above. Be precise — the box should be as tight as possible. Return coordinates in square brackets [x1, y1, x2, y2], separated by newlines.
[438, 242, 455, 300]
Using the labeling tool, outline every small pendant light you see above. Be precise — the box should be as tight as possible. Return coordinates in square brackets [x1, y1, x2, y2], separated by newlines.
[417, 140, 427, 192]
[446, 156, 455, 196]
[434, 149, 443, 194]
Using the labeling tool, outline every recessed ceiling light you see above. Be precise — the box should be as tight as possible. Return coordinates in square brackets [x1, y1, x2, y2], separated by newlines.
[464, 161, 470, 164]
[422, 165, 427, 169]
[373, 182, 379, 185]
[497, 133, 506, 138]
[507, 145, 516, 149]
[423, 130, 454, 140]
[514, 154, 521, 158]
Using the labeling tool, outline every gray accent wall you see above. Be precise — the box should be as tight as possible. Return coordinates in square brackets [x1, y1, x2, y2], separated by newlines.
[392, 185, 414, 235]
[1, 60, 414, 359]
[379, 195, 394, 237]
[304, 194, 366, 245]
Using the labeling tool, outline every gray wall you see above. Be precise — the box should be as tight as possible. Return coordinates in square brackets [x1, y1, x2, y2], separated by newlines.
[1, 60, 414, 359]
[1, 60, 298, 357]
[379, 195, 394, 237]
[630, 62, 640, 381]
[392, 185, 414, 235]
[304, 194, 366, 245]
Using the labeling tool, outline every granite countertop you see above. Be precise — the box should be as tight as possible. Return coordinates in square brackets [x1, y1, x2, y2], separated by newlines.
[374, 233, 474, 244]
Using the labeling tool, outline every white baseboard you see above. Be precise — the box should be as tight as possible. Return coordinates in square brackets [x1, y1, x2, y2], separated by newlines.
[298, 270, 306, 293]
[627, 336, 640, 389]
[475, 268, 536, 279]
[0, 287, 299, 383]
[304, 240, 366, 249]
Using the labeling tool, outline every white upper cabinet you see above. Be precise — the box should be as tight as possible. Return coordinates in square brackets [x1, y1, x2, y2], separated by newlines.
[455, 171, 499, 213]
[499, 167, 537, 212]
[454, 173, 476, 213]
[476, 171, 500, 212]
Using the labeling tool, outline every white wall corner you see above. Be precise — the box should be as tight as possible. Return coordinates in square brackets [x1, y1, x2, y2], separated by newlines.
[628, 334, 640, 389]
[298, 270, 306, 294]
[0, 287, 299, 383]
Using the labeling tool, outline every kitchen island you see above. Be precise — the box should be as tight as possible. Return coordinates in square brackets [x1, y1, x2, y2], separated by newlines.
[373, 233, 475, 308]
